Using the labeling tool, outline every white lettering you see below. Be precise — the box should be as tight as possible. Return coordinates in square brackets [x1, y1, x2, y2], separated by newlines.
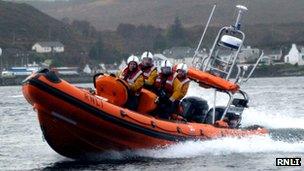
[277, 159, 284, 166]
[276, 158, 301, 166]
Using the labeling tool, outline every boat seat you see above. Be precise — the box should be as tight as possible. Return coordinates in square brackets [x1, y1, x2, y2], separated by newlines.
[95, 75, 129, 106]
[94, 74, 157, 113]
[137, 89, 158, 114]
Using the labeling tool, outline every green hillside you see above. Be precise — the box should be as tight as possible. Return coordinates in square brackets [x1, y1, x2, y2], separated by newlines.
[0, 0, 91, 67]
[26, 0, 304, 31]
[0, 0, 303, 68]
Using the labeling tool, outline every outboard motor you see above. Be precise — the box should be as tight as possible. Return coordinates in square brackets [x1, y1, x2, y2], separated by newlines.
[205, 107, 241, 128]
[205, 97, 248, 128]
[180, 97, 209, 123]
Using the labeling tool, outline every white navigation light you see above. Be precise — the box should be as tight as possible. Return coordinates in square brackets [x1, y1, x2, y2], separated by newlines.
[236, 5, 248, 11]
[219, 35, 242, 49]
[234, 5, 248, 30]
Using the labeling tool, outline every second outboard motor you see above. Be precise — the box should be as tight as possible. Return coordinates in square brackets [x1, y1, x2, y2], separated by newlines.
[205, 107, 242, 128]
[180, 97, 209, 123]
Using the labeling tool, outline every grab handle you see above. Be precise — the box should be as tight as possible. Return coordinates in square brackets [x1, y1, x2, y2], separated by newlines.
[93, 73, 104, 88]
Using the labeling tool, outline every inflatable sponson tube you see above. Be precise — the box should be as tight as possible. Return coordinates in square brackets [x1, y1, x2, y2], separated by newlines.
[187, 67, 239, 92]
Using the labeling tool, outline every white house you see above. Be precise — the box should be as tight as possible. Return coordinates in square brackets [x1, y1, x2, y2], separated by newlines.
[284, 44, 304, 65]
[83, 64, 92, 74]
[32, 41, 64, 53]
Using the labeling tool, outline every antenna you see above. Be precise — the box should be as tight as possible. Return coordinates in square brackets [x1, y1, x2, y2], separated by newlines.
[192, 4, 217, 64]
[234, 5, 248, 30]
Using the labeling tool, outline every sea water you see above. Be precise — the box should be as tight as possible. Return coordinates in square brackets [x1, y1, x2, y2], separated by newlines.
[1, 77, 304, 170]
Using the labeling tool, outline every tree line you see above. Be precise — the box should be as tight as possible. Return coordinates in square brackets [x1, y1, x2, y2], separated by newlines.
[79, 17, 191, 65]
[75, 17, 304, 66]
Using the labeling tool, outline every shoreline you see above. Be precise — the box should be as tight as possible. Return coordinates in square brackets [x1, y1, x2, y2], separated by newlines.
[1, 74, 303, 87]
[1, 66, 304, 86]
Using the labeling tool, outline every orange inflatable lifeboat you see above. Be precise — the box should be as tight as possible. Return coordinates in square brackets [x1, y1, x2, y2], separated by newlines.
[22, 69, 267, 159]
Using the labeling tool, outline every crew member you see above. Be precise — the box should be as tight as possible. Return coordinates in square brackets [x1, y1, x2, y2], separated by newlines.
[154, 60, 182, 119]
[139, 51, 158, 90]
[174, 63, 190, 100]
[119, 55, 144, 110]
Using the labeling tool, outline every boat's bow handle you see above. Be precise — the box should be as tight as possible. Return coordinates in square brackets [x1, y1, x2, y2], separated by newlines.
[93, 73, 104, 88]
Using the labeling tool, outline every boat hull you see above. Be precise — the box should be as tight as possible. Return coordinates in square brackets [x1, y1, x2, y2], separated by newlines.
[22, 72, 267, 158]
